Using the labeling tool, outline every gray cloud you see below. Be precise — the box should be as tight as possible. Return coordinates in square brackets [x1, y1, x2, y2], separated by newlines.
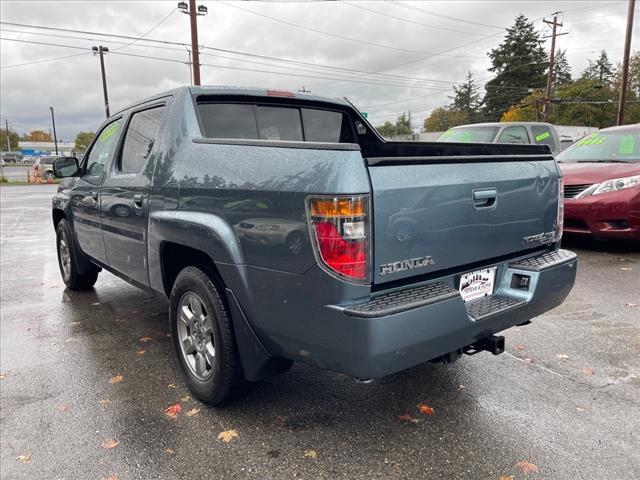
[0, 0, 636, 139]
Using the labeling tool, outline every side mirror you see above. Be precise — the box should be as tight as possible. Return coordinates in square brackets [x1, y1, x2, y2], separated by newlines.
[53, 157, 80, 178]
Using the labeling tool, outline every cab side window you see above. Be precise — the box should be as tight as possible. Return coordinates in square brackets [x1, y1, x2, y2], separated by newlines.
[119, 106, 166, 173]
[531, 125, 556, 151]
[497, 126, 530, 144]
[83, 119, 123, 184]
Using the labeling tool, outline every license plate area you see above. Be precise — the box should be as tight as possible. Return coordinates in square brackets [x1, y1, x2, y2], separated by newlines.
[459, 267, 497, 302]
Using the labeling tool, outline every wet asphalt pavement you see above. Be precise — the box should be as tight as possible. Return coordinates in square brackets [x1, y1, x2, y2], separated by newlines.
[1, 184, 639, 480]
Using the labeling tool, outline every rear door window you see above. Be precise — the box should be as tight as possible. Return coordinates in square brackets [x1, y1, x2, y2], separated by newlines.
[531, 125, 556, 150]
[497, 126, 530, 144]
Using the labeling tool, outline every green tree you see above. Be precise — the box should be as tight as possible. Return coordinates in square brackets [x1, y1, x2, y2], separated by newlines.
[0, 128, 20, 150]
[74, 131, 96, 151]
[394, 113, 412, 135]
[554, 49, 572, 86]
[483, 14, 548, 121]
[423, 107, 468, 132]
[375, 121, 396, 138]
[450, 71, 482, 121]
[582, 50, 614, 85]
[24, 130, 53, 142]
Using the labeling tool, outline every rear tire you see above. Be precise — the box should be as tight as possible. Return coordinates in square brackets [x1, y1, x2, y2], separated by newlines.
[56, 219, 99, 290]
[169, 266, 243, 405]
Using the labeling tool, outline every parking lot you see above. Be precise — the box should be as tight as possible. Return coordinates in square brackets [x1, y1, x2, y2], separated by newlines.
[1, 184, 638, 480]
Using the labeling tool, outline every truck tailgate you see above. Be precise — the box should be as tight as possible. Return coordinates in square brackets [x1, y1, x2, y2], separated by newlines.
[367, 157, 560, 284]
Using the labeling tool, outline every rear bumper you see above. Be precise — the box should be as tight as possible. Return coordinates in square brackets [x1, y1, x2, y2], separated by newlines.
[279, 249, 577, 379]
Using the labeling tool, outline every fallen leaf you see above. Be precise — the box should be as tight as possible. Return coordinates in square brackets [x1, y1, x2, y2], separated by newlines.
[101, 476, 119, 480]
[620, 267, 633, 271]
[498, 476, 514, 480]
[626, 303, 638, 308]
[68, 321, 81, 326]
[16, 453, 31, 464]
[398, 413, 421, 423]
[218, 429, 239, 443]
[167, 383, 176, 389]
[515, 460, 539, 473]
[92, 302, 100, 306]
[180, 395, 191, 402]
[164, 448, 175, 455]
[581, 367, 595, 375]
[138, 336, 152, 343]
[109, 374, 123, 384]
[136, 350, 146, 356]
[99, 399, 111, 406]
[304, 449, 318, 459]
[576, 406, 586, 412]
[186, 407, 201, 417]
[556, 353, 569, 359]
[57, 404, 68, 413]
[165, 403, 182, 419]
[515, 344, 525, 351]
[102, 439, 119, 449]
[0, 372, 6, 380]
[417, 403, 435, 415]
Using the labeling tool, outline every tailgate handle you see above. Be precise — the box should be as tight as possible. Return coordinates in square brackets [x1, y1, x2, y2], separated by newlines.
[473, 189, 497, 209]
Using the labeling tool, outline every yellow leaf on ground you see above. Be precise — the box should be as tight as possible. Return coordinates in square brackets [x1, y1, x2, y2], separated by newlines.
[99, 399, 111, 406]
[515, 460, 540, 473]
[498, 476, 514, 480]
[218, 429, 239, 443]
[136, 350, 146, 356]
[180, 395, 191, 402]
[102, 439, 119, 449]
[109, 374, 123, 384]
[417, 403, 435, 415]
[186, 407, 201, 417]
[167, 383, 176, 389]
[620, 267, 633, 271]
[556, 353, 569, 359]
[57, 404, 68, 413]
[16, 453, 31, 464]
[165, 448, 175, 455]
[138, 336, 152, 342]
[304, 449, 318, 459]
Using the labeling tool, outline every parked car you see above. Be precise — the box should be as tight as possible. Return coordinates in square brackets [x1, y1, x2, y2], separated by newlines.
[32, 156, 59, 180]
[51, 86, 576, 405]
[557, 124, 640, 240]
[438, 122, 561, 153]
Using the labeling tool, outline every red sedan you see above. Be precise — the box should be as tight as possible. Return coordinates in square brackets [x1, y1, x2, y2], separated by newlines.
[557, 124, 640, 241]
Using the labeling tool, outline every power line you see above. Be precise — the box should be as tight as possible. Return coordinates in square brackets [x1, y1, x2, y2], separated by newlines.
[0, 51, 89, 69]
[219, 1, 488, 59]
[384, 0, 504, 30]
[112, 7, 177, 51]
[341, 1, 489, 36]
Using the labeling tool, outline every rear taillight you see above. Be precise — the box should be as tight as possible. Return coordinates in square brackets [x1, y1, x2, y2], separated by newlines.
[557, 177, 564, 242]
[306, 195, 370, 283]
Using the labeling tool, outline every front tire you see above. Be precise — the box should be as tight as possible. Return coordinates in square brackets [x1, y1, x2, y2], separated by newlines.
[56, 219, 99, 290]
[169, 267, 243, 405]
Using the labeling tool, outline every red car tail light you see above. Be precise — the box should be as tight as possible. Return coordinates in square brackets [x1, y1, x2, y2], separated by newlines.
[307, 195, 370, 283]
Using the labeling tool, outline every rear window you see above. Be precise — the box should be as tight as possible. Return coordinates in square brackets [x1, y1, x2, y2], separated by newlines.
[197, 102, 354, 143]
[438, 126, 499, 143]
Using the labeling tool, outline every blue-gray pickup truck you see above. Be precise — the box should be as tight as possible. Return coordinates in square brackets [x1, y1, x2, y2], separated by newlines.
[52, 86, 577, 405]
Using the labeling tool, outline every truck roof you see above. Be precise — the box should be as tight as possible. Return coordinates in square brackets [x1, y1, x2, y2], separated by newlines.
[449, 122, 556, 128]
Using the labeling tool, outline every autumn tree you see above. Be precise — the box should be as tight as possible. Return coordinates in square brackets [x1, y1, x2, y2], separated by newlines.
[0, 128, 20, 150]
[450, 71, 482, 122]
[24, 130, 53, 142]
[75, 131, 96, 150]
[423, 107, 468, 132]
[483, 14, 547, 121]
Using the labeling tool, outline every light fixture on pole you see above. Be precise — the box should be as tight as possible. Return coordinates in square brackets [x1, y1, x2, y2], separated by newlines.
[178, 1, 207, 86]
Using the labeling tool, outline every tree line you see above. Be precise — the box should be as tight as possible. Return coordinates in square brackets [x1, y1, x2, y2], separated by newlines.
[0, 129, 95, 152]
[374, 14, 640, 136]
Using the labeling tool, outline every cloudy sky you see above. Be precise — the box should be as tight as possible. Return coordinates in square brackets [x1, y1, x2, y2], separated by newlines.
[0, 0, 637, 140]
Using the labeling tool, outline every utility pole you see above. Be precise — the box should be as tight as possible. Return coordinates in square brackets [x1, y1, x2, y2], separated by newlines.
[617, 0, 636, 125]
[178, 1, 208, 86]
[5, 119, 11, 152]
[49, 107, 59, 155]
[92, 46, 110, 118]
[542, 13, 568, 122]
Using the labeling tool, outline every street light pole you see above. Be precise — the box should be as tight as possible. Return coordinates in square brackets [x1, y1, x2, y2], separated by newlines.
[93, 46, 110, 118]
[49, 107, 58, 155]
[178, 1, 207, 86]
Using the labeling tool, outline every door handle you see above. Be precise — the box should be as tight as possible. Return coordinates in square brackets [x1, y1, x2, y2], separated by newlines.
[133, 194, 144, 208]
[473, 189, 497, 209]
